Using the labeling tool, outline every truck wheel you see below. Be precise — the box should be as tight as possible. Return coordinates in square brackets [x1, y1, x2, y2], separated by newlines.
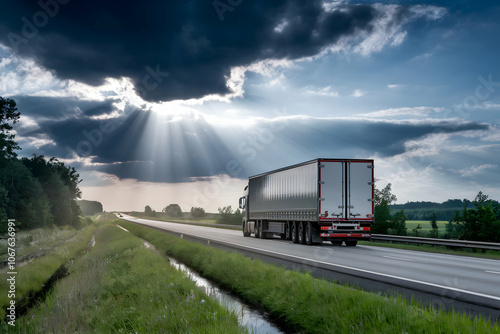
[345, 240, 358, 247]
[305, 222, 313, 245]
[258, 222, 265, 239]
[291, 222, 298, 244]
[298, 222, 305, 244]
[242, 221, 250, 237]
[254, 222, 260, 238]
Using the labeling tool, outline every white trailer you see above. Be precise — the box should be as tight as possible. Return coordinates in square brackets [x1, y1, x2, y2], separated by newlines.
[239, 159, 374, 246]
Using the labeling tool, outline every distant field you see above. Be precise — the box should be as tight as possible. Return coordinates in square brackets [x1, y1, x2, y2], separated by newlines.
[127, 212, 218, 224]
[405, 220, 448, 232]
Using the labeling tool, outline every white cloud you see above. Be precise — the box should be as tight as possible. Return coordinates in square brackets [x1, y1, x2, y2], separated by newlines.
[0, 55, 62, 97]
[391, 31, 408, 46]
[402, 132, 450, 158]
[305, 85, 339, 97]
[322, 1, 345, 13]
[353, 5, 407, 56]
[274, 19, 289, 33]
[351, 89, 365, 98]
[474, 125, 500, 142]
[374, 156, 477, 205]
[412, 52, 432, 61]
[409, 5, 447, 21]
[359, 106, 445, 118]
[458, 164, 497, 177]
[16, 132, 56, 149]
[17, 115, 40, 130]
[387, 84, 402, 89]
[252, 73, 287, 89]
[0, 57, 13, 69]
[481, 102, 500, 110]
[353, 4, 446, 56]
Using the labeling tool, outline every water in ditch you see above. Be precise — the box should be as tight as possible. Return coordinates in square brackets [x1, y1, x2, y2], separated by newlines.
[169, 258, 284, 334]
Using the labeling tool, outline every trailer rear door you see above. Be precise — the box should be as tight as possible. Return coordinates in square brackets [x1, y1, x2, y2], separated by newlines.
[347, 161, 374, 221]
[319, 161, 344, 219]
[319, 160, 373, 221]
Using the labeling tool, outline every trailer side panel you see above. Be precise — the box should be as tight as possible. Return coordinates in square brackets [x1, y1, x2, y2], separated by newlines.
[248, 161, 318, 221]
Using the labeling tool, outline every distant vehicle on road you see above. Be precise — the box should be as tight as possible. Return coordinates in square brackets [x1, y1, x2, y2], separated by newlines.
[239, 158, 374, 246]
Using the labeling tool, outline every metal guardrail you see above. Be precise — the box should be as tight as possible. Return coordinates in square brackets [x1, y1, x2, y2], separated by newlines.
[370, 234, 500, 251]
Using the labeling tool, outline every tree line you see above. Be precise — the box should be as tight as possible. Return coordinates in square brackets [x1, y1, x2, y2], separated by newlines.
[1, 97, 83, 233]
[78, 200, 103, 216]
[389, 199, 475, 221]
[373, 184, 500, 242]
[143, 204, 242, 224]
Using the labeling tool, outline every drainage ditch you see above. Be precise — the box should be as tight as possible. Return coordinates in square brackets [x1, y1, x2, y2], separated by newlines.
[169, 258, 284, 334]
[118, 224, 286, 333]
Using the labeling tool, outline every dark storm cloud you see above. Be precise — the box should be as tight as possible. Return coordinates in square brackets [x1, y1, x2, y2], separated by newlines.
[15, 94, 488, 183]
[221, 117, 490, 176]
[0, 1, 401, 102]
[282, 118, 489, 157]
[14, 99, 238, 183]
[14, 96, 116, 119]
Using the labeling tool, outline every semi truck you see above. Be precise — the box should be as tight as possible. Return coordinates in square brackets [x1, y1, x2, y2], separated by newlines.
[239, 158, 374, 246]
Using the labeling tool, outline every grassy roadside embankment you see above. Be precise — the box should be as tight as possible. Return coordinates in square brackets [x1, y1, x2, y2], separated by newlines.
[0, 223, 97, 320]
[120, 220, 500, 334]
[3, 222, 246, 333]
[126, 212, 240, 230]
[127, 212, 217, 224]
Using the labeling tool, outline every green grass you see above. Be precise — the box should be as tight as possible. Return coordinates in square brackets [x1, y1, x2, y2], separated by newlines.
[0, 223, 97, 320]
[406, 220, 448, 231]
[0, 225, 79, 259]
[3, 223, 246, 333]
[405, 220, 448, 236]
[119, 220, 500, 334]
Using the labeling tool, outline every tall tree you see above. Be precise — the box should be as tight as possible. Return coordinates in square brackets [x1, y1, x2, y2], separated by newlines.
[391, 210, 408, 236]
[22, 155, 82, 227]
[374, 182, 397, 206]
[446, 192, 500, 242]
[0, 158, 51, 229]
[372, 199, 392, 234]
[372, 182, 405, 234]
[0, 97, 21, 162]
[163, 204, 183, 217]
[190, 207, 206, 218]
[429, 212, 439, 238]
[1, 96, 84, 231]
[217, 206, 242, 225]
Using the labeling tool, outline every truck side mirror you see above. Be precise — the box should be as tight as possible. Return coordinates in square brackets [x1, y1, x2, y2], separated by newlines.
[239, 197, 246, 209]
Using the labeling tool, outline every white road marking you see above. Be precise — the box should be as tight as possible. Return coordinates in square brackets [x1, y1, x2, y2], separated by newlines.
[116, 224, 130, 232]
[383, 256, 416, 262]
[485, 271, 500, 275]
[124, 217, 500, 302]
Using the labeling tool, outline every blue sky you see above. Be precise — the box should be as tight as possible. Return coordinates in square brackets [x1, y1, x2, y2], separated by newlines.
[0, 1, 499, 212]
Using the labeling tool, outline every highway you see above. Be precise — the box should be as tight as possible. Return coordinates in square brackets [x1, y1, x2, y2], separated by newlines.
[118, 214, 500, 320]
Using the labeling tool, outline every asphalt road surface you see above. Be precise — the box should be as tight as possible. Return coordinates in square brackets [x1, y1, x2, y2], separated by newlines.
[117, 214, 500, 321]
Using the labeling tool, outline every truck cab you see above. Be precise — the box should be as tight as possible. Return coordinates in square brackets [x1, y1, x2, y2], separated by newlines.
[239, 185, 250, 236]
